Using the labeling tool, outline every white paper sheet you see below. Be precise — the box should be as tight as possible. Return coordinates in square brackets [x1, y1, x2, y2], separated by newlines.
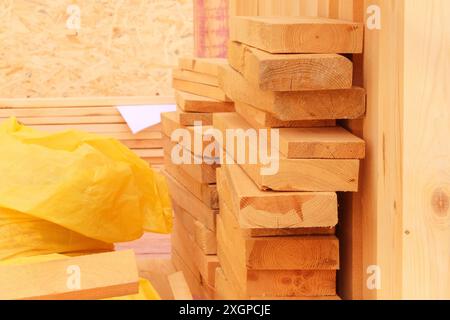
[117, 104, 176, 134]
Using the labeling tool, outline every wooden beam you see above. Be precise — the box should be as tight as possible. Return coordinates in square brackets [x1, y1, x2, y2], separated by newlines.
[0, 251, 139, 300]
[228, 41, 353, 91]
[176, 91, 235, 113]
[229, 16, 363, 53]
[219, 65, 366, 121]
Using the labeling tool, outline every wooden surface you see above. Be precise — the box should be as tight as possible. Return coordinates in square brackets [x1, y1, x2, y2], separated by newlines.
[228, 41, 353, 91]
[230, 16, 363, 53]
[214, 112, 361, 192]
[235, 101, 336, 129]
[219, 65, 366, 121]
[217, 166, 338, 230]
[176, 91, 235, 113]
[0, 251, 139, 300]
[177, 110, 213, 126]
[0, 0, 193, 99]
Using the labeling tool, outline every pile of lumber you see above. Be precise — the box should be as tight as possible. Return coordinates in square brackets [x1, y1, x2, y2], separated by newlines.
[0, 102, 164, 167]
[162, 58, 234, 299]
[212, 16, 366, 300]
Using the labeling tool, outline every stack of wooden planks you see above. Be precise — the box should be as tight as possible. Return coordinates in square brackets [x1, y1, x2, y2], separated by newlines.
[212, 16, 366, 300]
[162, 57, 234, 299]
[0, 101, 165, 167]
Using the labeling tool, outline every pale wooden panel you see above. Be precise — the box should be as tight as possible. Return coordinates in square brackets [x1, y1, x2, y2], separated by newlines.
[0, 0, 193, 99]
[403, 0, 450, 300]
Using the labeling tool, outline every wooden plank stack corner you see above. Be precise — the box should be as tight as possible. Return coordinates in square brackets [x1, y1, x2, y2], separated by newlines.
[163, 57, 235, 299]
[212, 16, 366, 300]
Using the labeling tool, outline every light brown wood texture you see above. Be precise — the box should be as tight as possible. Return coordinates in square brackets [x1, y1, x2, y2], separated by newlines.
[215, 267, 341, 300]
[219, 200, 340, 270]
[219, 65, 366, 121]
[173, 79, 231, 102]
[195, 220, 218, 255]
[177, 110, 213, 126]
[217, 214, 337, 297]
[168, 272, 194, 300]
[173, 69, 219, 87]
[235, 101, 336, 129]
[164, 170, 218, 231]
[228, 41, 353, 91]
[217, 166, 338, 230]
[162, 137, 218, 184]
[213, 112, 361, 192]
[278, 127, 365, 159]
[0, 250, 139, 300]
[171, 201, 217, 256]
[161, 111, 216, 157]
[176, 91, 235, 113]
[165, 161, 218, 209]
[230, 16, 363, 54]
[0, 1, 193, 99]
[172, 218, 219, 288]
[179, 57, 228, 77]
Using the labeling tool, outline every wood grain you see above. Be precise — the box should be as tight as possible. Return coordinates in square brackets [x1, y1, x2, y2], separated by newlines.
[0, 251, 139, 300]
[228, 41, 353, 91]
[230, 16, 363, 53]
[176, 91, 235, 113]
[219, 64, 366, 121]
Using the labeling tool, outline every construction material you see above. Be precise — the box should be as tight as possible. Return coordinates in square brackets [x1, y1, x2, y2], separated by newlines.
[0, 1, 193, 99]
[173, 79, 231, 102]
[219, 65, 366, 121]
[228, 41, 353, 91]
[213, 112, 361, 192]
[234, 101, 336, 129]
[173, 69, 220, 87]
[178, 57, 228, 76]
[177, 110, 213, 126]
[230, 16, 363, 53]
[0, 251, 139, 300]
[176, 91, 234, 113]
[217, 166, 338, 229]
[168, 272, 194, 300]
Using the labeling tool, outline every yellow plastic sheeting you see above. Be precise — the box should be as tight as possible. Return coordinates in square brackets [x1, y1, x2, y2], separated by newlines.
[0, 118, 172, 249]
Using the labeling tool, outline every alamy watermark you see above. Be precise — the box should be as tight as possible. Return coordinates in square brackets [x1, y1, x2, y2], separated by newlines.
[170, 121, 280, 176]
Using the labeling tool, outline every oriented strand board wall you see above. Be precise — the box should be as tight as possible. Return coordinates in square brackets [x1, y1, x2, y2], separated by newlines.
[0, 0, 193, 99]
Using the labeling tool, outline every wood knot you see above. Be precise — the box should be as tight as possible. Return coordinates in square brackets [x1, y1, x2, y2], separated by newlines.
[431, 188, 449, 217]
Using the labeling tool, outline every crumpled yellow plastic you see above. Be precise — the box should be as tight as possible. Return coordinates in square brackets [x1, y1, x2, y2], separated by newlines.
[0, 118, 172, 300]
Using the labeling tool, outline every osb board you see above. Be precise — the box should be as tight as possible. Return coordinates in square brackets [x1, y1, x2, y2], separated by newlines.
[0, 0, 193, 100]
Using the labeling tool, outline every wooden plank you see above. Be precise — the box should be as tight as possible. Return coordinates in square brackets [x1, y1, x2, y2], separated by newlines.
[215, 267, 340, 300]
[0, 115, 126, 125]
[164, 170, 218, 231]
[0, 251, 139, 300]
[173, 79, 231, 102]
[162, 137, 218, 184]
[176, 91, 235, 113]
[213, 112, 361, 192]
[228, 41, 353, 91]
[172, 201, 217, 255]
[219, 202, 339, 270]
[217, 214, 337, 297]
[177, 110, 213, 126]
[121, 140, 162, 150]
[174, 218, 219, 288]
[402, 0, 450, 300]
[219, 64, 365, 121]
[27, 123, 161, 134]
[173, 69, 219, 87]
[165, 160, 219, 209]
[195, 220, 218, 255]
[178, 57, 228, 77]
[161, 112, 216, 157]
[0, 106, 121, 118]
[278, 127, 365, 159]
[168, 272, 194, 300]
[217, 165, 338, 229]
[235, 101, 336, 128]
[0, 96, 174, 108]
[229, 16, 363, 53]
